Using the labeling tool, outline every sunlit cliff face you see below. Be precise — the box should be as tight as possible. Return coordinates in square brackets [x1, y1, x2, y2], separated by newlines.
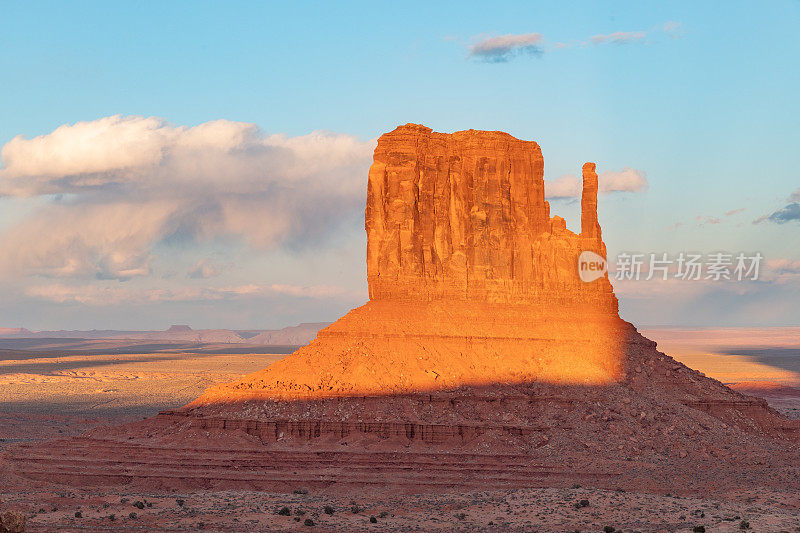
[194, 125, 627, 404]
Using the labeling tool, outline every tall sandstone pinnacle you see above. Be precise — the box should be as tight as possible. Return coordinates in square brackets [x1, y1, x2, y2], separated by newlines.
[580, 162, 602, 241]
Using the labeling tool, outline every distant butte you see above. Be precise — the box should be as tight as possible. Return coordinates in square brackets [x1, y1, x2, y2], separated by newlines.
[3, 124, 799, 496]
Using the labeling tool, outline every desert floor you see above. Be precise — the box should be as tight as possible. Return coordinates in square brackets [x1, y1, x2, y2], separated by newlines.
[1, 329, 799, 532]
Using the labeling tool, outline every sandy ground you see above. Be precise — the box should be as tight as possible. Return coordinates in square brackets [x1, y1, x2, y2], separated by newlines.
[0, 340, 288, 450]
[643, 327, 800, 419]
[2, 485, 800, 532]
[2, 329, 800, 531]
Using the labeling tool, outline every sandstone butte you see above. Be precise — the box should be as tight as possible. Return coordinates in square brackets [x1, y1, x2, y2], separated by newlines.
[3, 124, 799, 496]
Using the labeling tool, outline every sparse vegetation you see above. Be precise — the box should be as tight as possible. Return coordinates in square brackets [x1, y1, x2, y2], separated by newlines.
[324, 505, 335, 515]
[176, 499, 185, 507]
[379, 511, 389, 518]
[370, 515, 377, 523]
[129, 512, 137, 519]
[277, 506, 291, 516]
[740, 520, 751, 530]
[693, 527, 706, 533]
[74, 511, 82, 518]
[351, 504, 362, 514]
[304, 518, 315, 526]
[574, 499, 590, 509]
[603, 526, 615, 533]
[294, 488, 309, 495]
[133, 501, 145, 509]
[456, 512, 466, 520]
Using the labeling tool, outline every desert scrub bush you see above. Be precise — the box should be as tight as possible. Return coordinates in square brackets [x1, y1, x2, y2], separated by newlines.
[74, 511, 82, 518]
[294, 509, 306, 516]
[277, 507, 291, 516]
[176, 499, 185, 507]
[324, 505, 335, 515]
[129, 512, 137, 519]
[133, 501, 145, 509]
[693, 526, 706, 533]
[351, 505, 362, 514]
[294, 488, 308, 495]
[456, 512, 466, 520]
[739, 521, 750, 530]
[304, 518, 315, 526]
[574, 499, 590, 509]
[379, 511, 389, 518]
[369, 515, 377, 523]
[603, 526, 615, 533]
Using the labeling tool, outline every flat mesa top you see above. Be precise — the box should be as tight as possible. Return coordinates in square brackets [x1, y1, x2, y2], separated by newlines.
[380, 123, 543, 148]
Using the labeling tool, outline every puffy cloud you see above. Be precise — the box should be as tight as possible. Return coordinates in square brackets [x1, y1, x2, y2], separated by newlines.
[468, 33, 544, 62]
[545, 167, 648, 199]
[24, 282, 355, 306]
[0, 115, 376, 280]
[0, 201, 173, 279]
[590, 31, 646, 45]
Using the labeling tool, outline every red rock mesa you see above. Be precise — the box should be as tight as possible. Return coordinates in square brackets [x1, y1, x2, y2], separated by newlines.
[194, 124, 624, 403]
[4, 125, 798, 495]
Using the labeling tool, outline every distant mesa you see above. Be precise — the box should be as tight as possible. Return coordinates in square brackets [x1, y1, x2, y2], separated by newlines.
[0, 323, 328, 346]
[0, 327, 31, 336]
[4, 124, 798, 495]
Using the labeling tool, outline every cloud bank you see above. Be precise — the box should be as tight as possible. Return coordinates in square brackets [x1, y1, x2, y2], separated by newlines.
[0, 115, 376, 280]
[24, 282, 355, 306]
[545, 167, 649, 199]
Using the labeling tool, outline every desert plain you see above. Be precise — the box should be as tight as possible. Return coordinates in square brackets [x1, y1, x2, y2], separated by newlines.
[1, 326, 799, 532]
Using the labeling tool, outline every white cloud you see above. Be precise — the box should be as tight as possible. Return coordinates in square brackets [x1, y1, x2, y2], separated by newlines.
[590, 31, 646, 45]
[662, 21, 684, 38]
[468, 33, 544, 62]
[545, 167, 648, 199]
[0, 115, 376, 280]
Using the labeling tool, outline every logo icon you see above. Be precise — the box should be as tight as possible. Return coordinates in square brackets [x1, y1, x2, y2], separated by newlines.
[578, 251, 607, 282]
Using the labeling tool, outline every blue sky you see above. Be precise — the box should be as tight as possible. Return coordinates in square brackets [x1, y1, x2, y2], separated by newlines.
[1, 1, 799, 329]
